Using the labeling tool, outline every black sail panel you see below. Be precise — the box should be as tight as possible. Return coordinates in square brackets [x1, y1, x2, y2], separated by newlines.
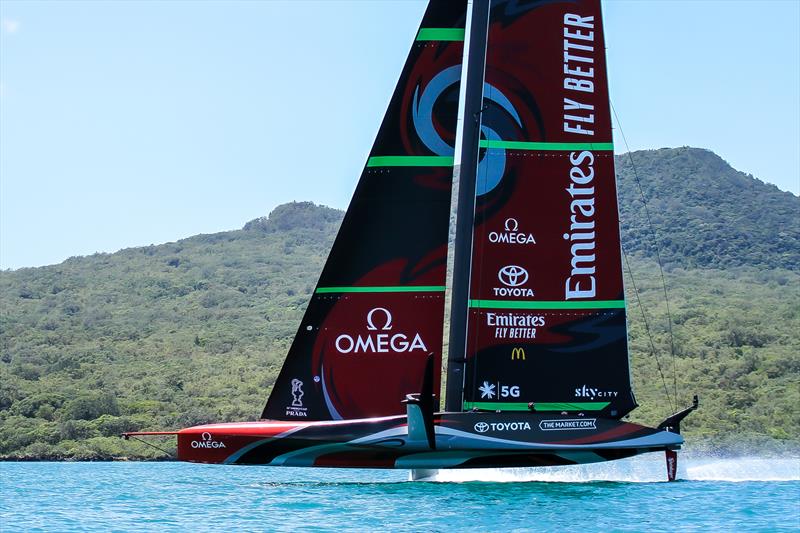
[461, 0, 636, 418]
[262, 1, 467, 421]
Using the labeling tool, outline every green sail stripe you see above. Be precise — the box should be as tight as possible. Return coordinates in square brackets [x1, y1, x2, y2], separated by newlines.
[416, 28, 465, 41]
[479, 140, 614, 151]
[463, 401, 611, 411]
[469, 299, 626, 310]
[463, 402, 530, 411]
[316, 286, 446, 294]
[534, 402, 611, 411]
[367, 156, 454, 167]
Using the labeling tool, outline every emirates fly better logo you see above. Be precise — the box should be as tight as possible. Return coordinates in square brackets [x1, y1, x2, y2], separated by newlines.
[335, 308, 427, 354]
[494, 265, 534, 297]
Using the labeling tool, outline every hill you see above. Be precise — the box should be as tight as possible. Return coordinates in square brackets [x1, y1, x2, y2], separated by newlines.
[617, 147, 799, 271]
[0, 147, 798, 459]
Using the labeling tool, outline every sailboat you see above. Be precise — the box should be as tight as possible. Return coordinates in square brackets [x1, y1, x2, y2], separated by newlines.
[125, 0, 696, 481]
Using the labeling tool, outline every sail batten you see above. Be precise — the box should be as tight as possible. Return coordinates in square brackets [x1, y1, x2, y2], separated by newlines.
[469, 299, 625, 310]
[366, 156, 454, 167]
[416, 28, 466, 41]
[479, 140, 614, 151]
[463, 401, 611, 412]
[316, 286, 446, 294]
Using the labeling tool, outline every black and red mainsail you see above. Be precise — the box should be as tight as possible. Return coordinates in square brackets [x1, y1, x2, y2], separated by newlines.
[262, 1, 467, 421]
[451, 0, 636, 418]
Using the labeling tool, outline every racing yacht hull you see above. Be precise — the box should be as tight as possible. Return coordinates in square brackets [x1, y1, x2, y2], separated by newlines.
[177, 412, 682, 469]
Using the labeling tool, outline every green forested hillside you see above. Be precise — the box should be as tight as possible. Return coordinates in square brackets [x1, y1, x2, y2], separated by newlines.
[617, 147, 799, 270]
[0, 148, 798, 459]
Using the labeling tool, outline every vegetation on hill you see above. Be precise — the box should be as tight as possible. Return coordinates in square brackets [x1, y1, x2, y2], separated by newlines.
[617, 147, 799, 271]
[0, 148, 798, 459]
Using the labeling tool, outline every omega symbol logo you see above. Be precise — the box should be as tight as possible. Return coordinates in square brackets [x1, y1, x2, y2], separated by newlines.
[366, 308, 393, 331]
[498, 265, 529, 287]
[190, 431, 226, 449]
[504, 218, 519, 231]
[474, 422, 489, 433]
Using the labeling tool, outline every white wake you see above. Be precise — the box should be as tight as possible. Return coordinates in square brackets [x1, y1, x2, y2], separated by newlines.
[418, 455, 800, 483]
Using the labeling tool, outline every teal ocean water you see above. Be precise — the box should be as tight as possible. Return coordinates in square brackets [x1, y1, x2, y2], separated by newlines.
[2, 455, 798, 532]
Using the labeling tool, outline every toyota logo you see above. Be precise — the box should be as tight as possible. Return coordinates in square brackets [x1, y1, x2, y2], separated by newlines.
[474, 422, 489, 433]
[498, 265, 529, 287]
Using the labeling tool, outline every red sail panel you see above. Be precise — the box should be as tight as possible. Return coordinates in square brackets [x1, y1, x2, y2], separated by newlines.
[462, 0, 636, 418]
[262, 1, 467, 421]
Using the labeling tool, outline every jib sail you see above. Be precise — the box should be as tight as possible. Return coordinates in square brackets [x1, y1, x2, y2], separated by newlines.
[458, 0, 636, 418]
[262, 1, 467, 421]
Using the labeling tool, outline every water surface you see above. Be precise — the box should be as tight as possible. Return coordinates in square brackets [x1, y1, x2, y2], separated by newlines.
[2, 455, 798, 532]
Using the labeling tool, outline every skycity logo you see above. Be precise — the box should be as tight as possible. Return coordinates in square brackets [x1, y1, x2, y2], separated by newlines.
[335, 308, 427, 354]
[494, 265, 534, 297]
[488, 218, 536, 245]
[190, 432, 226, 449]
[574, 385, 619, 400]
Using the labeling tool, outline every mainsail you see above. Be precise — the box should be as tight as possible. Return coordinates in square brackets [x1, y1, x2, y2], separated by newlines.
[262, 1, 467, 421]
[454, 0, 637, 418]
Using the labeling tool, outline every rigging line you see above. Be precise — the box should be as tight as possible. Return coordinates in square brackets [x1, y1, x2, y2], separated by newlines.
[126, 435, 176, 459]
[611, 102, 680, 406]
[621, 243, 675, 413]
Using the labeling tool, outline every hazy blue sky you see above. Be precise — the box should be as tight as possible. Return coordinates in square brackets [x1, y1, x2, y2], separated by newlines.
[1, 0, 798, 269]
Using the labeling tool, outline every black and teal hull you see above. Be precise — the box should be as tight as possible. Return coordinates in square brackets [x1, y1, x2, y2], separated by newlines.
[175, 412, 682, 472]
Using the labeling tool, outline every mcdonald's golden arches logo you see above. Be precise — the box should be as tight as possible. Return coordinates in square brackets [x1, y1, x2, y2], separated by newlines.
[511, 347, 526, 361]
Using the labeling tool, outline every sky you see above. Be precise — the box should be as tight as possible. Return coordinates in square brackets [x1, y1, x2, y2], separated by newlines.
[1, 0, 798, 270]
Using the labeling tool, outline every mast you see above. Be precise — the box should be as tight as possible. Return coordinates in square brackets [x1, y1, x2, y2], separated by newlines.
[445, 0, 490, 413]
